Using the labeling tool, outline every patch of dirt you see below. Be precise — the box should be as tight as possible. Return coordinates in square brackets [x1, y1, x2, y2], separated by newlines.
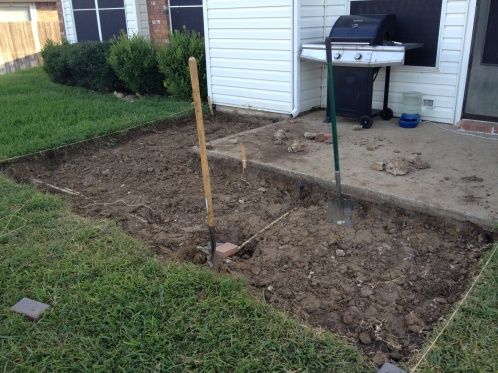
[5, 113, 494, 367]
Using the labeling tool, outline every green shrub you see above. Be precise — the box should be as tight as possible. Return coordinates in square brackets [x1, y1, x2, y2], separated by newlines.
[41, 39, 71, 84]
[108, 33, 164, 95]
[66, 41, 122, 92]
[41, 41, 122, 92]
[157, 30, 206, 100]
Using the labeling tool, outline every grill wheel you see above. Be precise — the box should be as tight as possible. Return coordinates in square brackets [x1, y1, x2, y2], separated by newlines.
[360, 116, 373, 129]
[381, 108, 394, 121]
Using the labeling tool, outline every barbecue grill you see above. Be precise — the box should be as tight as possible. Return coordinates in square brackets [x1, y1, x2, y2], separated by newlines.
[301, 14, 422, 128]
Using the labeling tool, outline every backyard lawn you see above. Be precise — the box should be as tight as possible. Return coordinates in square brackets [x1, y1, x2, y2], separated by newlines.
[0, 68, 191, 160]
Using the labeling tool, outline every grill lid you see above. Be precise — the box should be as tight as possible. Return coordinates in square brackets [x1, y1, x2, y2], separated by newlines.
[330, 14, 396, 45]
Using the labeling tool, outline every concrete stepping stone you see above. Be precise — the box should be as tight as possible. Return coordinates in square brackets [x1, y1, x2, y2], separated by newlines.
[11, 298, 50, 321]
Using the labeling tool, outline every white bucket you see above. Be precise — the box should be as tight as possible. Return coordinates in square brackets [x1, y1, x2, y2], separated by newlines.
[402, 91, 423, 115]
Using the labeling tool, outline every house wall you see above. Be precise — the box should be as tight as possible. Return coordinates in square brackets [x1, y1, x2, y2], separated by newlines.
[35, 2, 57, 21]
[204, 0, 295, 114]
[299, 0, 473, 124]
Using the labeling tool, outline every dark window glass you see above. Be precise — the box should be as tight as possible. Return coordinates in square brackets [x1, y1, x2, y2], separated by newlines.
[170, 7, 204, 35]
[98, 0, 124, 8]
[72, 0, 95, 10]
[74, 10, 100, 41]
[351, 0, 443, 67]
[170, 0, 202, 6]
[99, 9, 126, 40]
[482, 0, 498, 65]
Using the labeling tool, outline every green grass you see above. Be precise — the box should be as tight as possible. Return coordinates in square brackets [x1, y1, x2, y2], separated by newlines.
[408, 244, 498, 373]
[0, 68, 191, 160]
[0, 175, 365, 372]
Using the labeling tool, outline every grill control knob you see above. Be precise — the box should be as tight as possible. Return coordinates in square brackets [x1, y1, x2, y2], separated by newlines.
[334, 52, 341, 60]
[355, 53, 362, 61]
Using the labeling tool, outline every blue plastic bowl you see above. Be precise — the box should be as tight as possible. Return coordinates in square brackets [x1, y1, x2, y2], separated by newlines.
[399, 113, 420, 128]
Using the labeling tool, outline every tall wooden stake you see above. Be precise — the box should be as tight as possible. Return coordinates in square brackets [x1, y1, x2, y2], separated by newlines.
[189, 57, 216, 258]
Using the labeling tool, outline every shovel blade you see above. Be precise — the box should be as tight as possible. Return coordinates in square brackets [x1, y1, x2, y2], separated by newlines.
[327, 198, 353, 227]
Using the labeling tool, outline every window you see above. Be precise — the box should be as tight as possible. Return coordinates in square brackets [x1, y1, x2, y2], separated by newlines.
[72, 0, 127, 42]
[0, 5, 31, 22]
[350, 0, 443, 67]
[169, 0, 204, 36]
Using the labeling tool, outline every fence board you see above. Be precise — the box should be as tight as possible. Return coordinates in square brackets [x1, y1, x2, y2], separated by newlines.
[38, 21, 62, 47]
[0, 20, 60, 73]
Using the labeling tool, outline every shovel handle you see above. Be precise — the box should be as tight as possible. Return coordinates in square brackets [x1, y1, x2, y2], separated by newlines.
[325, 38, 340, 174]
[189, 57, 216, 251]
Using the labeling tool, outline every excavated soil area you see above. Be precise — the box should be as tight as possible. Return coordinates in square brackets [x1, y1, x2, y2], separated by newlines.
[5, 114, 494, 366]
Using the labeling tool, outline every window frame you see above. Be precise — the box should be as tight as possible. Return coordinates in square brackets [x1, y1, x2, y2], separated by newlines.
[72, 0, 127, 42]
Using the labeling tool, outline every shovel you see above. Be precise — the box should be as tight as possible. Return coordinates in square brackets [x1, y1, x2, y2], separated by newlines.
[189, 57, 217, 264]
[325, 37, 353, 227]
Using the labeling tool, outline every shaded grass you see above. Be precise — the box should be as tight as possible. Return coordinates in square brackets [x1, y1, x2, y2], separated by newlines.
[408, 244, 498, 372]
[0, 175, 366, 372]
[0, 68, 191, 160]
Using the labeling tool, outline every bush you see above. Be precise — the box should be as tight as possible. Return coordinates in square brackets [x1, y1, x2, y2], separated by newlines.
[41, 41, 122, 92]
[108, 34, 164, 95]
[157, 30, 206, 100]
[41, 39, 71, 84]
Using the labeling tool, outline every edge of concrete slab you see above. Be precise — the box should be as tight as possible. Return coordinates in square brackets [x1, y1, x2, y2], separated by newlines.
[200, 147, 491, 231]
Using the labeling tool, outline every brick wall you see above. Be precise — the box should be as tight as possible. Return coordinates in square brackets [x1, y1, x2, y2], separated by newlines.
[54, 0, 65, 39]
[147, 0, 169, 46]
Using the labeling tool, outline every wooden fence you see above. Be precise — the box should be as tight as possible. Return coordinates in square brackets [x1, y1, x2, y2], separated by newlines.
[0, 20, 61, 74]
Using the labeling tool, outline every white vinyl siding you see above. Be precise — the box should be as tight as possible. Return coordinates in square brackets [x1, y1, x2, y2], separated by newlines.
[205, 0, 294, 114]
[299, 0, 471, 124]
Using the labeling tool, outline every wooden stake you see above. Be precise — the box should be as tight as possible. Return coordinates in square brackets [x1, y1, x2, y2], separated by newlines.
[189, 57, 216, 256]
[240, 143, 247, 171]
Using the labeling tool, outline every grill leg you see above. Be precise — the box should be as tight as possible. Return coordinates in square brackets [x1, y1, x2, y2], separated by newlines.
[383, 66, 391, 112]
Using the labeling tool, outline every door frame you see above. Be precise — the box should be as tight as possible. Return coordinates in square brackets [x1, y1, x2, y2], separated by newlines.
[454, 0, 477, 124]
[462, 0, 498, 122]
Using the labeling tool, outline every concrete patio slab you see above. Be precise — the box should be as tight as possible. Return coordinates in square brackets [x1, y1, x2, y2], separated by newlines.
[207, 111, 498, 230]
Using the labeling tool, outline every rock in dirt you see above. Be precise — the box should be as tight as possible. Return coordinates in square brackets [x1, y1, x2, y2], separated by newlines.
[288, 140, 305, 153]
[335, 249, 346, 257]
[229, 138, 238, 144]
[359, 331, 372, 345]
[410, 155, 430, 169]
[373, 351, 388, 367]
[371, 161, 386, 171]
[273, 129, 287, 142]
[389, 350, 402, 362]
[360, 287, 373, 297]
[385, 158, 410, 176]
[342, 312, 354, 325]
[353, 125, 364, 131]
[366, 145, 377, 151]
[404, 312, 425, 333]
[101, 169, 110, 176]
[302, 294, 321, 314]
[257, 187, 267, 193]
[304, 132, 317, 140]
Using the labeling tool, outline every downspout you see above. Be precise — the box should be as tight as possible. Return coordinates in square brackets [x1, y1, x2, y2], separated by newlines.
[291, 0, 301, 117]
